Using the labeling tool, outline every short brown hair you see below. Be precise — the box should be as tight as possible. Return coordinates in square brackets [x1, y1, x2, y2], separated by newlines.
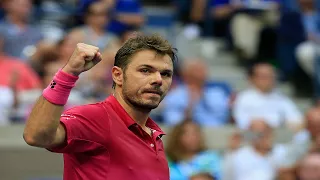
[113, 34, 177, 88]
[166, 120, 207, 163]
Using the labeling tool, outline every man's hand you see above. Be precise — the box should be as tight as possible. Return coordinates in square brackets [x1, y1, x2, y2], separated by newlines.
[62, 43, 102, 76]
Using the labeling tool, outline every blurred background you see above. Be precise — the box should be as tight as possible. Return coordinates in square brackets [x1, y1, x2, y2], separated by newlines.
[1, 0, 320, 180]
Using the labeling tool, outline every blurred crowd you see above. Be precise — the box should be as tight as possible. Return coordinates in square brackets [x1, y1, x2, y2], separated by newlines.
[1, 0, 320, 180]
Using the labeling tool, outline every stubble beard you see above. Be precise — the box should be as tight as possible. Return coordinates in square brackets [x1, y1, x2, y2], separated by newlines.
[122, 87, 163, 112]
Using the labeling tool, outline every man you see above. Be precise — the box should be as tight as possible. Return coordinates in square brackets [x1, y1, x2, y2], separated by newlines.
[23, 34, 176, 180]
[233, 63, 303, 130]
[298, 153, 320, 180]
[223, 120, 306, 180]
[162, 59, 231, 126]
[0, 0, 43, 60]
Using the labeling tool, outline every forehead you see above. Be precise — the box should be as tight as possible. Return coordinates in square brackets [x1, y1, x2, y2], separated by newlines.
[128, 49, 173, 70]
[255, 65, 274, 74]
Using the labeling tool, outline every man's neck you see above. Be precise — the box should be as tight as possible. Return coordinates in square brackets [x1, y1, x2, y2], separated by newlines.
[113, 91, 150, 127]
[253, 146, 270, 156]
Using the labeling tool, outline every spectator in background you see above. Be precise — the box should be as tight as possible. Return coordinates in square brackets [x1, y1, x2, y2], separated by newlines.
[0, 56, 41, 92]
[0, 0, 43, 60]
[162, 59, 231, 126]
[297, 153, 320, 180]
[296, 0, 320, 76]
[0, 46, 41, 124]
[69, 0, 119, 50]
[166, 120, 222, 180]
[37, 0, 77, 43]
[107, 0, 145, 35]
[211, 0, 280, 62]
[233, 63, 303, 130]
[223, 120, 305, 180]
[174, 0, 207, 38]
[294, 0, 320, 99]
[296, 0, 320, 77]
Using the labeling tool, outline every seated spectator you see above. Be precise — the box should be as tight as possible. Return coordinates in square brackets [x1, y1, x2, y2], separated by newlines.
[166, 120, 222, 180]
[211, 0, 280, 62]
[0, 52, 41, 124]
[0, 55, 41, 91]
[233, 63, 303, 130]
[174, 0, 207, 38]
[0, 0, 43, 60]
[37, 0, 75, 43]
[297, 153, 320, 180]
[107, 0, 145, 35]
[296, 0, 320, 77]
[69, 0, 119, 50]
[162, 59, 231, 126]
[223, 120, 306, 180]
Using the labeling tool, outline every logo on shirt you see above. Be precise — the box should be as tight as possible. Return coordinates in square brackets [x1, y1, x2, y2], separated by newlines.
[50, 80, 56, 89]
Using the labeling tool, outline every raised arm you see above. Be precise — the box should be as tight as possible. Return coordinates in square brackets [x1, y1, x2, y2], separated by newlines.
[23, 43, 102, 148]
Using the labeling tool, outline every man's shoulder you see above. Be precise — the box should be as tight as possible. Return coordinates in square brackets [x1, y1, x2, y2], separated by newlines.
[63, 101, 108, 119]
[235, 89, 256, 101]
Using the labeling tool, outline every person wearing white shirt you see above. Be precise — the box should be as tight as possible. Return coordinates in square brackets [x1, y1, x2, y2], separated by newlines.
[222, 120, 307, 180]
[233, 63, 303, 130]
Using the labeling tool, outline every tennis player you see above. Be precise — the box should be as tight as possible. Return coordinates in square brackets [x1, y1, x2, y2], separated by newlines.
[23, 34, 176, 180]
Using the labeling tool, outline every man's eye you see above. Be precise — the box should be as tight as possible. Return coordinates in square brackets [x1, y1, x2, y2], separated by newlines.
[140, 69, 150, 73]
[161, 72, 172, 77]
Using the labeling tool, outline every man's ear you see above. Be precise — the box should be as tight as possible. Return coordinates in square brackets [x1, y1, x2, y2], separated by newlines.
[112, 66, 123, 87]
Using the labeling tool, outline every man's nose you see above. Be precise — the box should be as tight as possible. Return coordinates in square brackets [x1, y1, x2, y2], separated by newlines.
[151, 72, 163, 86]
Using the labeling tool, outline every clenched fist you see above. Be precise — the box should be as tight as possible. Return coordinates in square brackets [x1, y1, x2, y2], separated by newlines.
[62, 43, 102, 76]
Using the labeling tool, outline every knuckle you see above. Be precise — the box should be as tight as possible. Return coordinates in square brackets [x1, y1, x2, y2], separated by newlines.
[76, 43, 84, 47]
[79, 51, 87, 57]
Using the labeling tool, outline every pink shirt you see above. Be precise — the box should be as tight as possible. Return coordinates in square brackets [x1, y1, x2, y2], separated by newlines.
[49, 96, 169, 180]
[0, 56, 41, 91]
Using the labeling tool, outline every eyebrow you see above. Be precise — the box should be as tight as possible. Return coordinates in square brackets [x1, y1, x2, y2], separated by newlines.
[139, 64, 173, 74]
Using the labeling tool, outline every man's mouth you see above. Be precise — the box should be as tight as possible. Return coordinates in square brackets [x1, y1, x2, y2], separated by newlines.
[144, 90, 162, 96]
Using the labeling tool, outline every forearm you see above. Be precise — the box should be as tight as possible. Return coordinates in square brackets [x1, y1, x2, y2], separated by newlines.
[190, 0, 206, 22]
[23, 96, 64, 147]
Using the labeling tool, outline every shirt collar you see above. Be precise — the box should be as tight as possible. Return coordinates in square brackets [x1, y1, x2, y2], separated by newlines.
[105, 95, 165, 135]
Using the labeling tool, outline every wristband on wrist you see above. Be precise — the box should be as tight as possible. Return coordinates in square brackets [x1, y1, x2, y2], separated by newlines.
[42, 69, 79, 105]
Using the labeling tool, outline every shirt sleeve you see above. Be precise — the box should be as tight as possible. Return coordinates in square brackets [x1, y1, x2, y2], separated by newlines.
[233, 93, 252, 129]
[48, 106, 108, 153]
[281, 96, 303, 125]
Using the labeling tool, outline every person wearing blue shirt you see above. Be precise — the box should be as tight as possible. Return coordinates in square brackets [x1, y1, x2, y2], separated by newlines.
[77, 0, 144, 35]
[107, 0, 144, 35]
[166, 120, 222, 180]
[162, 60, 231, 127]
